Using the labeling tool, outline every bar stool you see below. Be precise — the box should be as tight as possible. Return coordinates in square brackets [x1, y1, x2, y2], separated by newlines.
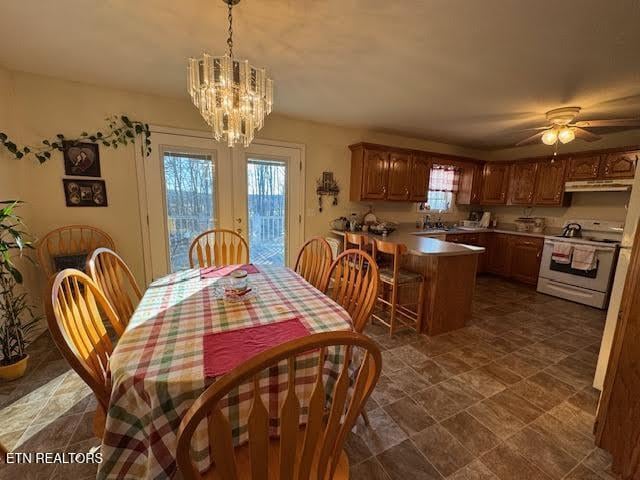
[371, 238, 425, 336]
[343, 232, 367, 251]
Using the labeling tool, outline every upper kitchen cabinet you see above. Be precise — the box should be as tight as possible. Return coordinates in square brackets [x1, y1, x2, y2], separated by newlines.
[601, 150, 638, 179]
[387, 151, 413, 200]
[349, 144, 389, 200]
[533, 158, 570, 206]
[409, 154, 432, 201]
[456, 162, 483, 205]
[349, 143, 442, 202]
[567, 155, 601, 181]
[508, 161, 538, 205]
[480, 163, 510, 204]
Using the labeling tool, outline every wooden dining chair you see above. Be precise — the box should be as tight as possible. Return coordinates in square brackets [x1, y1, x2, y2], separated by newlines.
[189, 229, 249, 268]
[37, 225, 115, 278]
[176, 331, 382, 480]
[49, 269, 124, 438]
[294, 237, 333, 290]
[322, 249, 379, 334]
[88, 247, 142, 330]
[371, 238, 425, 336]
[0, 441, 7, 463]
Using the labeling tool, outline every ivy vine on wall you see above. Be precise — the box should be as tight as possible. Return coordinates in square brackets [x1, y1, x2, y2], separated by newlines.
[0, 115, 152, 163]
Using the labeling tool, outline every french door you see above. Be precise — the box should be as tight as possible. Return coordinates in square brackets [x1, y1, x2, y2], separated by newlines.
[138, 127, 304, 283]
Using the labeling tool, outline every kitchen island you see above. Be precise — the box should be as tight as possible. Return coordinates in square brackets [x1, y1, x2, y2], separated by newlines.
[331, 226, 485, 335]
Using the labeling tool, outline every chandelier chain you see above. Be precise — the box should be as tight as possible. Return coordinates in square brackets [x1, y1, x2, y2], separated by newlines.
[227, 2, 233, 57]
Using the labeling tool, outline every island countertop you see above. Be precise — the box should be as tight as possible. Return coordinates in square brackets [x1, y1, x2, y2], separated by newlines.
[330, 226, 485, 257]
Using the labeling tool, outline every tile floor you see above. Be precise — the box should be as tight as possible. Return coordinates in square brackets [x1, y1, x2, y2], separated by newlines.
[0, 276, 618, 480]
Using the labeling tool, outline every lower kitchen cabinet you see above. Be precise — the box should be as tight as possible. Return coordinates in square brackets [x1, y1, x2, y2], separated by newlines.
[481, 233, 544, 285]
[509, 236, 544, 285]
[486, 233, 512, 276]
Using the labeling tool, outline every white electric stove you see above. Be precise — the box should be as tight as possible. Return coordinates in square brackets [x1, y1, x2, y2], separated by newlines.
[537, 219, 623, 309]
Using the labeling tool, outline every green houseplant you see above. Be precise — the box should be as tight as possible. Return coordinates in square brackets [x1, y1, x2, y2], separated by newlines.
[0, 200, 40, 381]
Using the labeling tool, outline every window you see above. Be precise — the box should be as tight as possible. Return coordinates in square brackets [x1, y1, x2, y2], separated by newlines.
[425, 165, 459, 212]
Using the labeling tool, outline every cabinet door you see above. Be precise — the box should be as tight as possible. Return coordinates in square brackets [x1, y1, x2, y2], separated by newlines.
[567, 155, 601, 181]
[486, 233, 511, 275]
[387, 151, 412, 200]
[533, 158, 567, 206]
[509, 236, 544, 285]
[601, 151, 638, 179]
[409, 155, 431, 201]
[362, 149, 389, 199]
[456, 163, 482, 205]
[480, 163, 510, 204]
[508, 161, 538, 205]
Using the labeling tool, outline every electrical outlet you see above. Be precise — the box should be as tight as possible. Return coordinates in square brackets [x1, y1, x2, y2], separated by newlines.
[306, 208, 317, 217]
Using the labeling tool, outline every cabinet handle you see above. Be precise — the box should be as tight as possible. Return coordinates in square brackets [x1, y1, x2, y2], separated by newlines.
[382, 186, 387, 194]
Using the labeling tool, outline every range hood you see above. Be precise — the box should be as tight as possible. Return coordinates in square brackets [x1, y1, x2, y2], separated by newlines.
[565, 179, 634, 192]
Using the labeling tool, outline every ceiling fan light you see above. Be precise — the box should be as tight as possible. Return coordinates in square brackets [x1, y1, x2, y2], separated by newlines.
[558, 127, 575, 144]
[541, 129, 558, 145]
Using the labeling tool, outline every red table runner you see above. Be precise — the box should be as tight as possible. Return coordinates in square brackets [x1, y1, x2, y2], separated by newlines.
[203, 318, 309, 377]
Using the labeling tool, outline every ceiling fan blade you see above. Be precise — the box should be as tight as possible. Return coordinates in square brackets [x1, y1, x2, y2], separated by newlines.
[573, 127, 602, 142]
[515, 126, 549, 132]
[573, 119, 640, 128]
[516, 131, 544, 146]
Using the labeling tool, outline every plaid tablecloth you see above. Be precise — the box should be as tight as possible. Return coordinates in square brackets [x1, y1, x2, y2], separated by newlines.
[97, 265, 352, 479]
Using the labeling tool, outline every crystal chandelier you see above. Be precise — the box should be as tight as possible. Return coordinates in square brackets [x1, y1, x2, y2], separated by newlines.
[187, 0, 274, 147]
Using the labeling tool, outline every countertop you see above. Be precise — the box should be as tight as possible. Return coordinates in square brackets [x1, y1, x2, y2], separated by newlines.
[330, 224, 564, 257]
[331, 226, 485, 257]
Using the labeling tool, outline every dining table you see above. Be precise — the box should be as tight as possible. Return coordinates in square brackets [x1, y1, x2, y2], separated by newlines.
[97, 264, 353, 480]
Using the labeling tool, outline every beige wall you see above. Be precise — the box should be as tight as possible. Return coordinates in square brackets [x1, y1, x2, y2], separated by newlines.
[485, 192, 630, 228]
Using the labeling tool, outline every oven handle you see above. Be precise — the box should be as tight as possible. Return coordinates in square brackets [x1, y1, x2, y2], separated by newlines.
[544, 240, 616, 252]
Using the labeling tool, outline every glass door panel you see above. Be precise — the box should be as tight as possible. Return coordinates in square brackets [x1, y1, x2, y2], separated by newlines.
[247, 158, 287, 266]
[162, 152, 216, 271]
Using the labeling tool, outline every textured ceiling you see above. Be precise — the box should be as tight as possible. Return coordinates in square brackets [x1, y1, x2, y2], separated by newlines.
[1, 0, 640, 148]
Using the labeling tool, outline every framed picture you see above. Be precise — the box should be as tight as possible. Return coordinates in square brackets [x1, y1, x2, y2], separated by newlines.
[322, 171, 334, 190]
[63, 179, 108, 207]
[63, 141, 101, 177]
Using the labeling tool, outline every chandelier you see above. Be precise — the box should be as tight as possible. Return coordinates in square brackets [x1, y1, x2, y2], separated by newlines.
[187, 0, 273, 147]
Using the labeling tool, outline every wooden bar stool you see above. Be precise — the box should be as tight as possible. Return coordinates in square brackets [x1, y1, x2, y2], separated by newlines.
[343, 231, 367, 251]
[371, 238, 425, 336]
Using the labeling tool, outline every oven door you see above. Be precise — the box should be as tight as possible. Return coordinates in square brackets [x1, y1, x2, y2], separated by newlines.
[538, 240, 617, 293]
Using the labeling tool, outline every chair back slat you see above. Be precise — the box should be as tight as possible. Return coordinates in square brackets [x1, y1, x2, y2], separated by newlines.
[279, 357, 301, 480]
[294, 237, 332, 290]
[50, 269, 122, 412]
[208, 408, 239, 480]
[189, 229, 249, 268]
[296, 347, 326, 479]
[88, 248, 142, 332]
[37, 225, 115, 278]
[248, 376, 269, 480]
[316, 346, 352, 480]
[322, 250, 379, 333]
[176, 332, 382, 480]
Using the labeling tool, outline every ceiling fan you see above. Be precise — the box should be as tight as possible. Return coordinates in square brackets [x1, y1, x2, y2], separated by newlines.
[516, 107, 640, 147]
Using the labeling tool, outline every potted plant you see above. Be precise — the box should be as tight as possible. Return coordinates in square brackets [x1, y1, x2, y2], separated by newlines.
[0, 200, 40, 381]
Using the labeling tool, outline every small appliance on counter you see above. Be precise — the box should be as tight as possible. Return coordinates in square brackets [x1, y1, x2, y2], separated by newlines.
[561, 222, 582, 238]
[514, 216, 546, 233]
[330, 217, 348, 231]
[479, 212, 491, 228]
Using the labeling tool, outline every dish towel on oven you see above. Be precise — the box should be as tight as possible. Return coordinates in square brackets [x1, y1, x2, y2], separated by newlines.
[571, 245, 597, 271]
[551, 242, 573, 264]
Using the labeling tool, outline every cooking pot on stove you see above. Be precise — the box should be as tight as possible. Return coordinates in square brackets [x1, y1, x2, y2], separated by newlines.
[561, 223, 582, 238]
